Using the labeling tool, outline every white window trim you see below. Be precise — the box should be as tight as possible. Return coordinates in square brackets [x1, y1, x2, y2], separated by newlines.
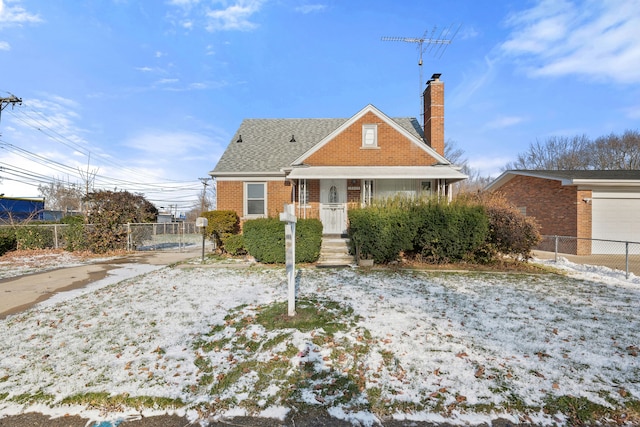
[362, 124, 378, 148]
[244, 182, 267, 218]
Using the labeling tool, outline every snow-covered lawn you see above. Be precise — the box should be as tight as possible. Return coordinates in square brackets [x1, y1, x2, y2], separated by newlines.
[0, 254, 639, 426]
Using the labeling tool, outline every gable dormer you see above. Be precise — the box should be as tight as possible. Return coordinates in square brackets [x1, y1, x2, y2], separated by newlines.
[292, 105, 447, 168]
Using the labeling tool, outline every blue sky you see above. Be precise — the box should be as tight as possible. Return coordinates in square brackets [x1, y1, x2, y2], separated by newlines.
[1, 0, 639, 213]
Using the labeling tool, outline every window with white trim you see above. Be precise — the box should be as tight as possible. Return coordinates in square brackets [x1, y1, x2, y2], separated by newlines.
[362, 124, 378, 148]
[245, 182, 266, 216]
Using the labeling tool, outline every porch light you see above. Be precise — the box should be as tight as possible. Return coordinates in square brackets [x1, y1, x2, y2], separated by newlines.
[290, 135, 296, 143]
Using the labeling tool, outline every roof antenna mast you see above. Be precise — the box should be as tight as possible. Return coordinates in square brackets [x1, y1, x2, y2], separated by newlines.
[382, 24, 460, 118]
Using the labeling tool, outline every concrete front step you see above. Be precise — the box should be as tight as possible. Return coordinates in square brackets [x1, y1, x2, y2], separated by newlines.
[317, 236, 355, 267]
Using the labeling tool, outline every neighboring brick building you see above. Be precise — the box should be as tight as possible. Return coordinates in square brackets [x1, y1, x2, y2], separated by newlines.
[486, 170, 640, 255]
[210, 74, 467, 234]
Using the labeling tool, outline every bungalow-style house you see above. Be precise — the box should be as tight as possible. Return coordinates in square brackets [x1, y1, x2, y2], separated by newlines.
[485, 170, 640, 255]
[210, 74, 467, 235]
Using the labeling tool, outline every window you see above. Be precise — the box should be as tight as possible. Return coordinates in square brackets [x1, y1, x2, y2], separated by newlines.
[362, 180, 374, 206]
[245, 182, 266, 216]
[329, 185, 338, 203]
[362, 124, 377, 148]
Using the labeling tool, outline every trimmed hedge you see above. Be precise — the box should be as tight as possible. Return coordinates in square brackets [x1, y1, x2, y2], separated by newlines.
[242, 218, 322, 263]
[348, 207, 416, 264]
[348, 199, 490, 264]
[413, 203, 489, 263]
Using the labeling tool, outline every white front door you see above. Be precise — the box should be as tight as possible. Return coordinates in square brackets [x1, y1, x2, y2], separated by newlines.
[320, 179, 347, 234]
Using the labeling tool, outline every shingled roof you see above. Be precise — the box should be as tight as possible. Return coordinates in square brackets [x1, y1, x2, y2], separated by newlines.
[486, 169, 640, 191]
[211, 116, 425, 176]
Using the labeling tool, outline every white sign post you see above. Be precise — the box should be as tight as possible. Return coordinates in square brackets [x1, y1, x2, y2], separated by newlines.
[195, 217, 208, 263]
[279, 204, 297, 316]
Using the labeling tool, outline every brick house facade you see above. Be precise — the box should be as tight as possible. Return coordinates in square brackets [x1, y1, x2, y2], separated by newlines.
[210, 74, 467, 234]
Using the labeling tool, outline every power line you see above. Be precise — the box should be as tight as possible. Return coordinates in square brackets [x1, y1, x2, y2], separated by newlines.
[0, 94, 208, 209]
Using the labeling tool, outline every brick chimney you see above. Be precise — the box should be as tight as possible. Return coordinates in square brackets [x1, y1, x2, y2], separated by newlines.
[423, 73, 444, 157]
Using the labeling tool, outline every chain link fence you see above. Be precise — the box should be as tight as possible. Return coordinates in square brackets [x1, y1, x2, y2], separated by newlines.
[1, 222, 203, 252]
[536, 235, 640, 279]
[126, 222, 203, 251]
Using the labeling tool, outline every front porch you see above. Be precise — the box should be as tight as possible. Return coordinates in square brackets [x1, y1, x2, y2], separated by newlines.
[286, 166, 467, 235]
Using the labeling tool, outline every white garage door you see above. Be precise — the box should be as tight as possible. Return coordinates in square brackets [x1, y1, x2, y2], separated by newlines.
[592, 191, 640, 254]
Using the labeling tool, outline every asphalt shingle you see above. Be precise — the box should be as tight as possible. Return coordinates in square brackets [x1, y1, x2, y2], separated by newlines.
[211, 117, 425, 175]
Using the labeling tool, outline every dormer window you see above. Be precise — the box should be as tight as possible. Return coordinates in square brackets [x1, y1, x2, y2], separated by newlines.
[362, 124, 377, 148]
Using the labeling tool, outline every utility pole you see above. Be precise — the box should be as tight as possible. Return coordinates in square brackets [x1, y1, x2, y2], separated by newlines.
[199, 177, 211, 214]
[382, 25, 459, 118]
[0, 94, 22, 126]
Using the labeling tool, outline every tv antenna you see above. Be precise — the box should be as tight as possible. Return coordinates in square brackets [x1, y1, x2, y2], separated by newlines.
[382, 25, 460, 117]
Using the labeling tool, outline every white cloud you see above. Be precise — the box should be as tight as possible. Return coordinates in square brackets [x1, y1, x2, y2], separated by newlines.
[501, 0, 640, 84]
[0, 40, 9, 50]
[295, 4, 326, 14]
[0, 0, 42, 28]
[204, 0, 265, 32]
[468, 155, 513, 178]
[484, 115, 527, 130]
[166, 0, 265, 33]
[167, 0, 201, 7]
[156, 78, 179, 85]
[123, 130, 211, 155]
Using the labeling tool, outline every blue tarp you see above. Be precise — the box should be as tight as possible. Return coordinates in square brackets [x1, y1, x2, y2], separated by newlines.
[0, 197, 45, 221]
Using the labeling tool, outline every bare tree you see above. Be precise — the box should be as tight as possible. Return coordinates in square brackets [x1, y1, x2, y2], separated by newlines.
[504, 130, 640, 171]
[38, 179, 84, 214]
[504, 135, 591, 170]
[445, 140, 494, 194]
[592, 130, 640, 170]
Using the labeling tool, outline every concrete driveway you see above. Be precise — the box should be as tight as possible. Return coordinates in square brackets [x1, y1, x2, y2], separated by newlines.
[0, 248, 202, 319]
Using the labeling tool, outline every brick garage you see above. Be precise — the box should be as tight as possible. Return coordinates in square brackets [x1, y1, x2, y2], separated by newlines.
[486, 170, 640, 255]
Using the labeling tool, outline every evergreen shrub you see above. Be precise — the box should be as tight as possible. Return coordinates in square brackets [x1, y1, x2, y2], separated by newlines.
[15, 225, 54, 250]
[412, 202, 489, 263]
[348, 202, 416, 263]
[243, 218, 322, 263]
[202, 210, 240, 249]
[349, 198, 490, 264]
[222, 234, 245, 256]
[0, 228, 17, 256]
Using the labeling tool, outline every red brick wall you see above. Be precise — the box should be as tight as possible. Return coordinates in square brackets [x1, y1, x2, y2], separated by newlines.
[304, 111, 439, 166]
[267, 180, 293, 217]
[216, 180, 294, 220]
[576, 189, 593, 254]
[497, 175, 593, 255]
[216, 181, 243, 214]
[424, 77, 444, 157]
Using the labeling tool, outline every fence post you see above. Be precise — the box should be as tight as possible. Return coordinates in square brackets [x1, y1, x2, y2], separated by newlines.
[180, 222, 184, 252]
[127, 223, 131, 252]
[554, 235, 559, 263]
[626, 241, 630, 280]
[54, 224, 59, 249]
